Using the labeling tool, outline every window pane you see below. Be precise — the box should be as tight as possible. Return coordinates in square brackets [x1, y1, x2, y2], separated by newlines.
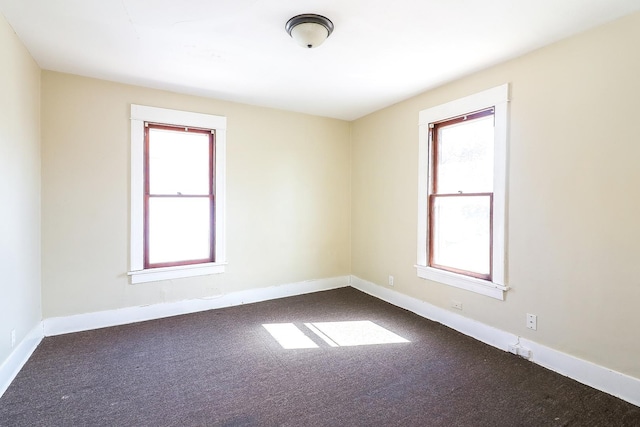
[148, 197, 211, 264]
[432, 195, 490, 276]
[148, 128, 210, 195]
[437, 115, 494, 193]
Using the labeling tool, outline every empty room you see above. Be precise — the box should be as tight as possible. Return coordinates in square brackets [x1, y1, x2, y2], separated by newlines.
[1, 0, 640, 425]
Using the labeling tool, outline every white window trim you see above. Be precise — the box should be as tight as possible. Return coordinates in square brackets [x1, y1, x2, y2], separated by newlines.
[417, 84, 509, 300]
[128, 104, 227, 284]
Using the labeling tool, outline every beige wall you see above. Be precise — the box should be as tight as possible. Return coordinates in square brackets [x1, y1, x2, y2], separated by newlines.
[41, 72, 351, 318]
[0, 15, 42, 365]
[351, 12, 640, 379]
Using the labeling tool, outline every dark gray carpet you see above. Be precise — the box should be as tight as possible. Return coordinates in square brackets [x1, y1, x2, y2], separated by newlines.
[1, 287, 639, 426]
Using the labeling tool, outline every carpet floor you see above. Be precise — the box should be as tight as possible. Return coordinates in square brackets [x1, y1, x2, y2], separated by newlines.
[1, 287, 639, 426]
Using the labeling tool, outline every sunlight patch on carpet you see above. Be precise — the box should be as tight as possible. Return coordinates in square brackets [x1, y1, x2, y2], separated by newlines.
[263, 321, 409, 349]
[262, 323, 319, 349]
[306, 321, 410, 347]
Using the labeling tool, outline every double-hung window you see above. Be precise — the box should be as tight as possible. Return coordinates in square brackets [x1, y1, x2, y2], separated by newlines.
[144, 124, 215, 268]
[417, 84, 509, 299]
[429, 108, 494, 280]
[129, 105, 227, 284]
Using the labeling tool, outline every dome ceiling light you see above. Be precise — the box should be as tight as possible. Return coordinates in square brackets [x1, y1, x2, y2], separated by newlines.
[285, 14, 334, 49]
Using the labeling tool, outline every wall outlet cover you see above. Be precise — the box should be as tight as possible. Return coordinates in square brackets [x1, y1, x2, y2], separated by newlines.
[526, 313, 537, 330]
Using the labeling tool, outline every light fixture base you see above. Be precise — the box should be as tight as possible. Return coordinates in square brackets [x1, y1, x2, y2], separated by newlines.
[285, 14, 334, 49]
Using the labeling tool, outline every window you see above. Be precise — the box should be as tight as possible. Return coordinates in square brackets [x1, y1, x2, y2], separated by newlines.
[429, 109, 494, 280]
[417, 84, 509, 300]
[145, 124, 214, 268]
[129, 105, 226, 284]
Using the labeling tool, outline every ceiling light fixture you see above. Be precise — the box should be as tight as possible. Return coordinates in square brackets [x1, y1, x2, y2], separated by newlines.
[285, 14, 334, 49]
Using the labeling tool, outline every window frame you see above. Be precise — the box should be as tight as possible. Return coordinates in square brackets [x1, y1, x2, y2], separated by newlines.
[129, 105, 227, 284]
[417, 84, 509, 300]
[429, 108, 495, 281]
[144, 123, 215, 269]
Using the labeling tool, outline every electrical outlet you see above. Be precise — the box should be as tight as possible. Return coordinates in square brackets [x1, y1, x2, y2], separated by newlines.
[526, 313, 537, 330]
[451, 300, 463, 310]
[10, 330, 16, 348]
[388, 275, 394, 286]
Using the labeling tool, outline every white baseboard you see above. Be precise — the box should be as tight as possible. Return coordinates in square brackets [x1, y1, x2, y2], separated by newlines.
[350, 275, 640, 407]
[0, 322, 44, 398]
[44, 276, 350, 337]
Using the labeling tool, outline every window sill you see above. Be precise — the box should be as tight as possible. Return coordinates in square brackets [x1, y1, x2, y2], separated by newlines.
[415, 265, 508, 300]
[128, 262, 226, 284]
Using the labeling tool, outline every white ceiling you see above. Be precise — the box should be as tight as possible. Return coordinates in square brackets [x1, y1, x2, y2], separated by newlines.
[1, 1, 639, 120]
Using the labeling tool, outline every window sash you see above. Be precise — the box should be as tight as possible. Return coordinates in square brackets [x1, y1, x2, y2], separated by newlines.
[432, 109, 495, 194]
[428, 193, 493, 280]
[143, 123, 215, 269]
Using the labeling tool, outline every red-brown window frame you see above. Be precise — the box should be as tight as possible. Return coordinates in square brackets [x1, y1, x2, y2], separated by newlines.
[143, 123, 215, 269]
[428, 108, 494, 281]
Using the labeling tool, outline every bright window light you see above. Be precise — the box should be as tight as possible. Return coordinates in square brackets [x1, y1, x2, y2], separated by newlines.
[306, 321, 409, 347]
[304, 323, 339, 347]
[262, 323, 318, 349]
[262, 321, 410, 350]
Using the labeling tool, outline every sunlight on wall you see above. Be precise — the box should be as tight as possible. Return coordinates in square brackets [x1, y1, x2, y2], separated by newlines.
[263, 320, 410, 350]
